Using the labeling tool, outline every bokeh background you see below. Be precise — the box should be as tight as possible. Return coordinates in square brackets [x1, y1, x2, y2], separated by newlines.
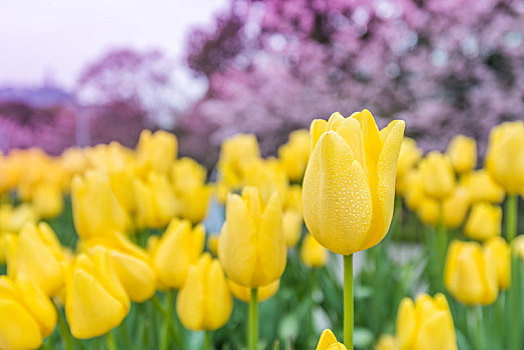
[1, 0, 523, 167]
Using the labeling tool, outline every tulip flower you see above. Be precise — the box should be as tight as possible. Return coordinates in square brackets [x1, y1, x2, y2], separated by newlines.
[5, 222, 65, 296]
[442, 186, 470, 229]
[417, 197, 440, 226]
[278, 129, 310, 181]
[71, 171, 129, 240]
[419, 151, 455, 200]
[150, 219, 205, 289]
[176, 253, 232, 331]
[282, 209, 303, 247]
[0, 203, 38, 233]
[242, 157, 289, 203]
[301, 233, 329, 268]
[136, 129, 178, 175]
[207, 235, 219, 256]
[402, 169, 426, 211]
[375, 335, 398, 350]
[446, 135, 477, 174]
[284, 184, 303, 213]
[315, 329, 347, 350]
[461, 170, 504, 203]
[133, 172, 177, 229]
[464, 203, 502, 241]
[227, 279, 280, 303]
[513, 235, 524, 260]
[0, 276, 57, 349]
[396, 137, 422, 195]
[65, 251, 130, 339]
[396, 293, 457, 350]
[484, 237, 511, 290]
[444, 240, 498, 305]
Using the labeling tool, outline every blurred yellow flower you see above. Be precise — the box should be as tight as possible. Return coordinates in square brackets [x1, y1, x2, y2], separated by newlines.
[136, 129, 178, 175]
[446, 135, 477, 174]
[513, 235, 524, 260]
[416, 197, 440, 227]
[396, 138, 422, 195]
[484, 237, 511, 290]
[460, 170, 504, 203]
[419, 151, 455, 200]
[301, 233, 329, 268]
[227, 279, 280, 303]
[218, 187, 286, 288]
[282, 209, 303, 247]
[242, 157, 288, 203]
[0, 203, 38, 233]
[442, 186, 470, 229]
[133, 172, 177, 229]
[32, 182, 64, 219]
[176, 253, 232, 331]
[278, 129, 310, 181]
[375, 334, 398, 350]
[464, 202, 502, 241]
[303, 110, 405, 255]
[315, 329, 347, 350]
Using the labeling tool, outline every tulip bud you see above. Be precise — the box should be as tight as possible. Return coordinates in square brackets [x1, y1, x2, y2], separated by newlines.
[217, 134, 261, 190]
[301, 234, 329, 268]
[375, 335, 398, 350]
[150, 219, 205, 289]
[176, 253, 232, 331]
[444, 240, 498, 305]
[227, 279, 280, 303]
[315, 329, 347, 350]
[136, 129, 177, 175]
[32, 183, 64, 219]
[396, 293, 457, 350]
[133, 172, 177, 229]
[442, 186, 470, 229]
[71, 171, 129, 240]
[419, 152, 456, 200]
[416, 198, 440, 227]
[464, 203, 502, 241]
[65, 251, 130, 339]
[284, 185, 303, 213]
[484, 237, 511, 290]
[447, 135, 477, 174]
[402, 170, 425, 211]
[396, 138, 422, 194]
[278, 129, 310, 181]
[460, 170, 504, 203]
[485, 121, 524, 194]
[282, 209, 303, 247]
[242, 158, 289, 203]
[218, 187, 286, 288]
[302, 110, 405, 255]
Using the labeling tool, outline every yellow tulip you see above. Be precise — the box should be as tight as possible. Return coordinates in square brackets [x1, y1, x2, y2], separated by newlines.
[284, 184, 303, 213]
[176, 253, 232, 331]
[484, 237, 511, 290]
[0, 276, 56, 349]
[136, 129, 178, 175]
[446, 135, 477, 174]
[464, 203, 502, 241]
[419, 152, 455, 200]
[396, 138, 422, 195]
[32, 182, 64, 219]
[172, 157, 207, 191]
[444, 240, 498, 305]
[302, 110, 405, 255]
[5, 222, 65, 296]
[207, 235, 219, 256]
[217, 134, 261, 190]
[485, 121, 524, 194]
[133, 172, 177, 229]
[416, 198, 440, 226]
[442, 186, 470, 229]
[301, 233, 329, 268]
[242, 157, 289, 203]
[396, 293, 457, 350]
[460, 170, 504, 203]
[375, 335, 398, 350]
[227, 279, 280, 302]
[315, 329, 347, 350]
[65, 251, 130, 339]
[282, 209, 303, 247]
[402, 170, 425, 211]
[176, 185, 212, 224]
[278, 129, 310, 181]
[0, 203, 38, 233]
[218, 187, 286, 287]
[71, 171, 129, 240]
[0, 153, 21, 193]
[150, 219, 205, 289]
[513, 235, 524, 260]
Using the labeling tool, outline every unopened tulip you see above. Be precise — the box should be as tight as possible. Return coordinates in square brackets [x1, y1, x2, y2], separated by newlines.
[242, 158, 289, 203]
[444, 240, 498, 305]
[301, 234, 329, 267]
[71, 171, 128, 240]
[417, 198, 440, 227]
[284, 184, 303, 213]
[485, 121, 524, 194]
[32, 183, 64, 219]
[419, 152, 455, 200]
[461, 170, 504, 203]
[442, 186, 470, 229]
[283, 209, 303, 247]
[278, 129, 310, 181]
[447, 135, 477, 174]
[133, 172, 177, 229]
[136, 129, 177, 175]
[176, 253, 232, 331]
[302, 110, 405, 255]
[219, 187, 286, 287]
[217, 134, 261, 187]
[315, 329, 347, 350]
[375, 335, 398, 350]
[150, 219, 205, 289]
[464, 203, 502, 241]
[484, 237, 510, 290]
[402, 170, 425, 211]
[396, 138, 422, 194]
[0, 276, 56, 349]
[227, 279, 280, 302]
[5, 222, 65, 296]
[396, 293, 457, 350]
[65, 251, 130, 339]
[0, 203, 38, 233]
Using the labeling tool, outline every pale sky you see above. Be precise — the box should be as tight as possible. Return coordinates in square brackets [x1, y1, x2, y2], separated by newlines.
[0, 0, 228, 88]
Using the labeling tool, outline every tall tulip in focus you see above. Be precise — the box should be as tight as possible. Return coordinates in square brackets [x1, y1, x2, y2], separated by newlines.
[218, 186, 286, 350]
[302, 110, 404, 347]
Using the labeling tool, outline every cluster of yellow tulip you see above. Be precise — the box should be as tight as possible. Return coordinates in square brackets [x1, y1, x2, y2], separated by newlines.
[1, 112, 523, 350]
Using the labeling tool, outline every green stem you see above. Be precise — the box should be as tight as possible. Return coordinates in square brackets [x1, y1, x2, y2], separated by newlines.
[508, 254, 521, 350]
[248, 288, 259, 350]
[474, 306, 484, 350]
[436, 207, 447, 291]
[505, 195, 518, 242]
[160, 291, 174, 350]
[205, 330, 212, 350]
[120, 320, 133, 350]
[55, 304, 74, 350]
[344, 254, 354, 349]
[105, 331, 117, 350]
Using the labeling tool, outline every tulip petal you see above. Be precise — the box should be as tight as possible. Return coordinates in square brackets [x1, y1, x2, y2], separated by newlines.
[176, 265, 205, 331]
[310, 119, 328, 151]
[0, 299, 42, 349]
[204, 261, 232, 330]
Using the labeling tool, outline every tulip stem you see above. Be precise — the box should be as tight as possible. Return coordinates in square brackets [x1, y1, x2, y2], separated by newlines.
[505, 195, 518, 242]
[248, 288, 258, 350]
[105, 331, 117, 350]
[55, 303, 74, 350]
[343, 254, 353, 349]
[205, 330, 212, 350]
[474, 306, 484, 350]
[160, 291, 174, 350]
